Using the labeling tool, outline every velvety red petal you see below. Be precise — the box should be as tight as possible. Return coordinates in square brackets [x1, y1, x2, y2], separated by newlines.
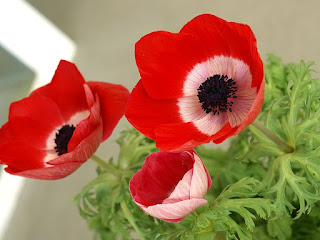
[8, 94, 64, 130]
[154, 122, 211, 152]
[250, 54, 264, 89]
[0, 123, 11, 146]
[131, 151, 194, 207]
[66, 87, 101, 153]
[125, 80, 182, 140]
[0, 118, 51, 150]
[87, 81, 129, 141]
[181, 14, 264, 91]
[181, 14, 254, 69]
[5, 162, 83, 180]
[31, 60, 89, 121]
[212, 126, 238, 144]
[135, 31, 222, 99]
[0, 141, 46, 171]
[227, 21, 264, 89]
[0, 118, 103, 180]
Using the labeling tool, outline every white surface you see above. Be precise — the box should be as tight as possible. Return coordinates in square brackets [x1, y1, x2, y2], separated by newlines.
[0, 0, 76, 239]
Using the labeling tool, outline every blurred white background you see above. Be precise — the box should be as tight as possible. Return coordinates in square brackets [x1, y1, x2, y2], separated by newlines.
[1, 0, 320, 239]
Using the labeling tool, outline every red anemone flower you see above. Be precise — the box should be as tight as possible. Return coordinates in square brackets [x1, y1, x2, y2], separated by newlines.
[125, 14, 265, 151]
[0, 60, 129, 180]
[130, 150, 211, 222]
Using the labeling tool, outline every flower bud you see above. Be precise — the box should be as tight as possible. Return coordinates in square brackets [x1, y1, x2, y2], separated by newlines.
[129, 150, 211, 222]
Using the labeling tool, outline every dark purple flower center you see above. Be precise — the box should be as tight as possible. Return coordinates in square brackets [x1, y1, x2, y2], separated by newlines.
[197, 74, 237, 115]
[54, 125, 76, 156]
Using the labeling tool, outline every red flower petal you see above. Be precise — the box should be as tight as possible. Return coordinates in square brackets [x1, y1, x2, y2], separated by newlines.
[212, 123, 238, 144]
[181, 14, 255, 70]
[125, 80, 182, 140]
[0, 141, 46, 171]
[136, 31, 223, 99]
[66, 85, 101, 154]
[131, 151, 194, 206]
[154, 122, 211, 152]
[180, 14, 264, 91]
[31, 60, 89, 121]
[6, 162, 83, 180]
[9, 94, 64, 130]
[87, 81, 129, 141]
[0, 118, 51, 150]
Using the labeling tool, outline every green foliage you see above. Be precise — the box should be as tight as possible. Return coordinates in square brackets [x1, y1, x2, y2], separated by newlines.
[291, 205, 320, 240]
[74, 56, 320, 240]
[267, 216, 293, 240]
[257, 56, 320, 218]
[74, 129, 159, 239]
[203, 178, 275, 240]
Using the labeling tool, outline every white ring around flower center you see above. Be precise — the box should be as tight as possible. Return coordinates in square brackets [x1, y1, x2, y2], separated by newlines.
[44, 110, 90, 164]
[177, 55, 255, 136]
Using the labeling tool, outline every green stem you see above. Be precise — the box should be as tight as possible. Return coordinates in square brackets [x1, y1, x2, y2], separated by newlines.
[91, 154, 121, 176]
[120, 200, 146, 240]
[252, 121, 294, 154]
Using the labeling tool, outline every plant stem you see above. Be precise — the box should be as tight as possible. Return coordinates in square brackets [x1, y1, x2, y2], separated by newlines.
[90, 154, 121, 176]
[120, 200, 146, 240]
[252, 121, 294, 153]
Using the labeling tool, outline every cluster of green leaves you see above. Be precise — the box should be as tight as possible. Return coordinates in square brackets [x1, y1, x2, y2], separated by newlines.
[253, 55, 320, 217]
[74, 55, 320, 240]
[74, 129, 160, 240]
[226, 55, 320, 239]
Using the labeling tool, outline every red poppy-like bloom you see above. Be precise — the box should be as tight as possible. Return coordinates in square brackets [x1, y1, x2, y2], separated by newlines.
[130, 150, 212, 222]
[0, 60, 129, 180]
[125, 14, 265, 151]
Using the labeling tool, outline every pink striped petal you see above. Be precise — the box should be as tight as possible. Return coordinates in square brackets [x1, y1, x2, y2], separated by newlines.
[227, 87, 257, 127]
[138, 198, 207, 223]
[190, 153, 210, 198]
[163, 169, 193, 203]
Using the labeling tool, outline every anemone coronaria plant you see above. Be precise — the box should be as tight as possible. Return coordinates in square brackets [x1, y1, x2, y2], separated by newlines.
[1, 13, 320, 240]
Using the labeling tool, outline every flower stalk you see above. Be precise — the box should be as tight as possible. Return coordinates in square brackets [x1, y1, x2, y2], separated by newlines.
[120, 200, 146, 240]
[91, 154, 121, 176]
[252, 121, 294, 153]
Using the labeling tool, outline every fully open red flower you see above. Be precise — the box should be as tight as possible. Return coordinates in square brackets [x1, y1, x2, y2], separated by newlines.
[130, 150, 211, 222]
[0, 60, 129, 180]
[125, 14, 265, 151]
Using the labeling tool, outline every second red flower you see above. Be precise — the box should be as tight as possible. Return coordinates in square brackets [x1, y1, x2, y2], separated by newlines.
[125, 14, 265, 151]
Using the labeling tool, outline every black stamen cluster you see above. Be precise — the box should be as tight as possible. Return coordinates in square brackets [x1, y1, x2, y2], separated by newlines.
[197, 74, 237, 115]
[54, 124, 76, 156]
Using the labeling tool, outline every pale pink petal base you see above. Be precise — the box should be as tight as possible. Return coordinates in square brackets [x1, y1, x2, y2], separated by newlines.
[137, 198, 207, 223]
[235, 77, 265, 134]
[227, 88, 257, 128]
[182, 55, 252, 97]
[178, 55, 255, 135]
[190, 153, 210, 198]
[163, 169, 193, 203]
[43, 110, 92, 164]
